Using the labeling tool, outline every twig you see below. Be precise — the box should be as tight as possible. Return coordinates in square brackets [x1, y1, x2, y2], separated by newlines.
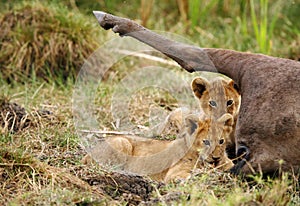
[79, 129, 136, 135]
[113, 49, 180, 67]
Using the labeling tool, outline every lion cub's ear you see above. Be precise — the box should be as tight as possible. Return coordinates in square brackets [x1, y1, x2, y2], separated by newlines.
[191, 77, 209, 99]
[217, 113, 234, 126]
[227, 80, 240, 94]
[183, 115, 198, 135]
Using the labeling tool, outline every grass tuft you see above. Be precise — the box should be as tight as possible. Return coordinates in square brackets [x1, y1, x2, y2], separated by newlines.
[0, 1, 102, 82]
[0, 147, 106, 205]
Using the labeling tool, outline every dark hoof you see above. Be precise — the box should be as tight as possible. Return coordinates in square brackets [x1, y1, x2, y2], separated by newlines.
[230, 145, 250, 175]
[237, 145, 250, 160]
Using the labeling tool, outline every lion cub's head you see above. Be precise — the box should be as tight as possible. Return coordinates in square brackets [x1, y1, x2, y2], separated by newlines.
[191, 77, 240, 120]
[192, 113, 234, 171]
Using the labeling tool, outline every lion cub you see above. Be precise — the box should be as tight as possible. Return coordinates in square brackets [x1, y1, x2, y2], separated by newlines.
[159, 76, 240, 157]
[82, 113, 234, 182]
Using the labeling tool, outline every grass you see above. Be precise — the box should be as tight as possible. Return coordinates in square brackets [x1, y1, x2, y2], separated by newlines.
[1, 66, 299, 205]
[249, 0, 281, 54]
[0, 1, 103, 82]
[188, 0, 219, 29]
[0, 0, 299, 205]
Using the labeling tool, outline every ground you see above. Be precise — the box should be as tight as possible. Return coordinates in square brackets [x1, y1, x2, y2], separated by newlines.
[0, 80, 298, 205]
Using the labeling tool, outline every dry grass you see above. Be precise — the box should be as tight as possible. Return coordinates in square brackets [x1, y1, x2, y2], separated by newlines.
[0, 1, 102, 82]
[0, 149, 106, 205]
[0, 77, 299, 205]
[0, 97, 31, 133]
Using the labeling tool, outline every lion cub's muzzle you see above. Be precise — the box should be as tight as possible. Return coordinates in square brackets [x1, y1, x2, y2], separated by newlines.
[206, 156, 221, 167]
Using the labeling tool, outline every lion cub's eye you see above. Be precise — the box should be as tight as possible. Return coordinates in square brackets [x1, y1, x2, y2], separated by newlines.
[203, 139, 210, 146]
[219, 139, 225, 145]
[227, 100, 234, 107]
[209, 100, 217, 108]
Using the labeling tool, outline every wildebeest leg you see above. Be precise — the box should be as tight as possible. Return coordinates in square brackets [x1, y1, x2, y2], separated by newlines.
[92, 11, 262, 89]
[230, 145, 250, 175]
[93, 11, 217, 73]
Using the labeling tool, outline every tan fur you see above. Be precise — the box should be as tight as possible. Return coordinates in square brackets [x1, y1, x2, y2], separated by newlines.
[159, 107, 197, 138]
[160, 77, 240, 147]
[192, 77, 240, 145]
[163, 113, 234, 182]
[82, 113, 234, 182]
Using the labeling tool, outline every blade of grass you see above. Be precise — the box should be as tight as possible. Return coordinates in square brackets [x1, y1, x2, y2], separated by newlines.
[250, 0, 260, 50]
[250, 0, 281, 54]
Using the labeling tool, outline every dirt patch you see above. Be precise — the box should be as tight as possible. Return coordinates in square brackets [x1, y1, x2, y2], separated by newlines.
[76, 165, 189, 205]
[77, 166, 157, 205]
[0, 98, 59, 134]
[0, 98, 31, 133]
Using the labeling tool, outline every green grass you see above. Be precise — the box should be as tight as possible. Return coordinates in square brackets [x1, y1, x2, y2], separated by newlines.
[249, 0, 281, 54]
[152, 170, 299, 205]
[0, 0, 299, 205]
[188, 0, 219, 29]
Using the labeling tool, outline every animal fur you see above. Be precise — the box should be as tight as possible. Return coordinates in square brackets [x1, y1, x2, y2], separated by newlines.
[93, 11, 300, 175]
[82, 114, 234, 182]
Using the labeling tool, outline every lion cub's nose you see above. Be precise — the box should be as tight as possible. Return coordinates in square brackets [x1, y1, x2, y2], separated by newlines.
[212, 156, 220, 161]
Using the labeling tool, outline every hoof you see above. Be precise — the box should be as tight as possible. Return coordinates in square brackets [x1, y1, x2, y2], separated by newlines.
[230, 145, 250, 175]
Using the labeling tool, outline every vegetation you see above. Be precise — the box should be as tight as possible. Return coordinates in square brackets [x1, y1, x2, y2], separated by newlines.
[0, 0, 299, 205]
[0, 1, 103, 82]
